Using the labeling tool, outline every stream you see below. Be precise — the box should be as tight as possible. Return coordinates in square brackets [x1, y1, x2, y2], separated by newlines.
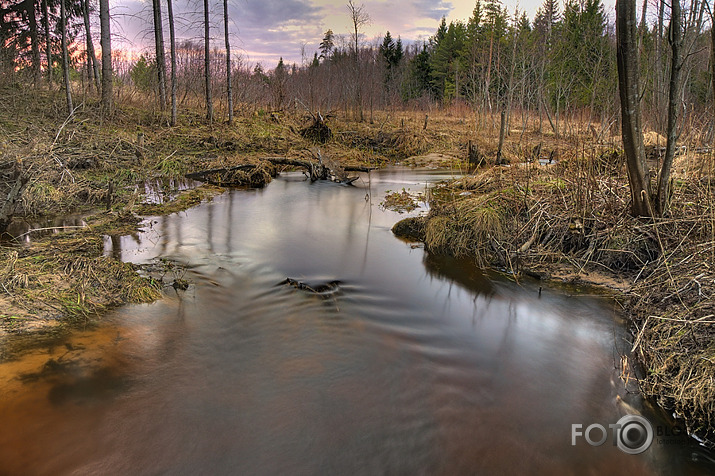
[0, 168, 713, 475]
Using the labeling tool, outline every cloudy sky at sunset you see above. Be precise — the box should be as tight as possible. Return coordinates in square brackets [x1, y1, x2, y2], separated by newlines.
[111, 0, 617, 68]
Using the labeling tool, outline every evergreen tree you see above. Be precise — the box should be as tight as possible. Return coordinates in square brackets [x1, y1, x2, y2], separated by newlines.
[402, 42, 433, 100]
[432, 16, 447, 47]
[553, 0, 609, 108]
[533, 0, 560, 42]
[319, 29, 334, 61]
[379, 31, 403, 86]
[430, 20, 466, 100]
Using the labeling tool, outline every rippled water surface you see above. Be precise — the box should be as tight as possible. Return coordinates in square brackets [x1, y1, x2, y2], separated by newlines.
[1, 168, 712, 475]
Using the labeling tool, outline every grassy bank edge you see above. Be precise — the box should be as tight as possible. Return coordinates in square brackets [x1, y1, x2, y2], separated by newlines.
[392, 166, 715, 447]
[0, 185, 226, 350]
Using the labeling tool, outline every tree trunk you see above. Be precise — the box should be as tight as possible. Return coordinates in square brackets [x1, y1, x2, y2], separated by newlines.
[496, 108, 507, 165]
[60, 0, 73, 115]
[27, 0, 42, 86]
[82, 0, 101, 93]
[638, 0, 648, 49]
[167, 0, 177, 125]
[223, 0, 233, 124]
[656, 0, 683, 215]
[152, 0, 167, 110]
[711, 11, 715, 122]
[99, 0, 113, 112]
[203, 0, 213, 124]
[485, 32, 494, 111]
[42, 0, 51, 84]
[617, 0, 652, 217]
[655, 0, 666, 130]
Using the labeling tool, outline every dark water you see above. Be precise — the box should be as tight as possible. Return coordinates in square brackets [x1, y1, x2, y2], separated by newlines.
[0, 168, 713, 475]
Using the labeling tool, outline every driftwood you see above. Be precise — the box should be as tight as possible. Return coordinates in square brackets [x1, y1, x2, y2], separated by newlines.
[279, 277, 342, 297]
[265, 153, 373, 183]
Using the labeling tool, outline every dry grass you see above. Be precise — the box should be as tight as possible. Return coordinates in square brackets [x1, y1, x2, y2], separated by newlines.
[419, 145, 715, 444]
[0, 218, 163, 332]
[3, 86, 715, 443]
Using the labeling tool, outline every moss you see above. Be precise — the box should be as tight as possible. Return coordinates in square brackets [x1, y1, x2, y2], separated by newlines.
[392, 216, 426, 241]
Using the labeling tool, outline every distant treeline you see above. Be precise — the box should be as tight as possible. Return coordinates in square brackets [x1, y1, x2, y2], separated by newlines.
[1, 0, 713, 135]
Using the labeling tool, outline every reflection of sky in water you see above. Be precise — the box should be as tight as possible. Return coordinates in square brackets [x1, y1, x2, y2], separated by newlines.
[3, 168, 714, 475]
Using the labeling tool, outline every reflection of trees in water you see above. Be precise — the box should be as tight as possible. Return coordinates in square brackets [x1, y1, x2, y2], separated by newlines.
[421, 252, 494, 298]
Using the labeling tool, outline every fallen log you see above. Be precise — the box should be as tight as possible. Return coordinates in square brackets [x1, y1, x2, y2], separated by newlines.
[265, 154, 373, 183]
[186, 155, 375, 188]
[185, 163, 277, 187]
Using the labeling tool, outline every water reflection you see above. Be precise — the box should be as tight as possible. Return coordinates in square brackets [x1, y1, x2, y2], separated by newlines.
[142, 177, 202, 204]
[1, 212, 90, 244]
[1, 168, 714, 475]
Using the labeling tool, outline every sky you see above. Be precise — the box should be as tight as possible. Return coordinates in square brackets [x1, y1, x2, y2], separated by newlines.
[110, 0, 617, 69]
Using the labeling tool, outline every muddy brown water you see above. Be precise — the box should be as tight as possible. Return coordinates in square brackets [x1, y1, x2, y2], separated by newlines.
[1, 168, 713, 475]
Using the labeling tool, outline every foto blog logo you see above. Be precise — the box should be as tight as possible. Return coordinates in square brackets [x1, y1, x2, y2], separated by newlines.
[571, 415, 654, 455]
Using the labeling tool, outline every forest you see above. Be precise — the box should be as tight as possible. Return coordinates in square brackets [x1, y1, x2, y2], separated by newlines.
[2, 0, 715, 458]
[2, 0, 714, 133]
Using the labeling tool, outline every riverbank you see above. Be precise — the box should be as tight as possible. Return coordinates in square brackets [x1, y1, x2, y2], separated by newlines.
[0, 185, 226, 340]
[2, 88, 713, 445]
[0, 89, 468, 338]
[392, 159, 715, 446]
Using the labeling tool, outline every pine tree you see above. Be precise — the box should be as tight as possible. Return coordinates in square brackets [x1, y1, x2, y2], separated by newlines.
[319, 29, 334, 61]
[402, 42, 433, 100]
[430, 20, 466, 101]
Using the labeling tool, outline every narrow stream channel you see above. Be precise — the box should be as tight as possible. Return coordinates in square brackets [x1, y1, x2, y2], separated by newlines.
[0, 168, 713, 475]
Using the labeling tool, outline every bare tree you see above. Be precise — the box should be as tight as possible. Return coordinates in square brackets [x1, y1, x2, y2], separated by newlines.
[167, 0, 177, 125]
[347, 0, 369, 56]
[709, 5, 715, 122]
[42, 0, 51, 84]
[203, 0, 213, 123]
[26, 0, 42, 86]
[616, 0, 651, 216]
[152, 0, 167, 109]
[82, 0, 100, 92]
[60, 0, 73, 114]
[347, 0, 370, 121]
[656, 0, 683, 214]
[223, 0, 232, 124]
[99, 0, 113, 111]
